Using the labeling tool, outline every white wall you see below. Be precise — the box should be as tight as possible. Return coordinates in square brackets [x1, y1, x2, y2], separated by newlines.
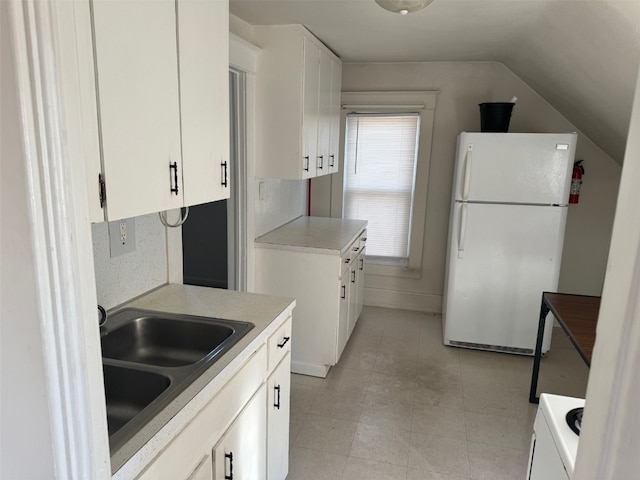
[92, 213, 169, 309]
[315, 61, 620, 311]
[574, 63, 640, 480]
[254, 178, 307, 237]
[0, 7, 56, 475]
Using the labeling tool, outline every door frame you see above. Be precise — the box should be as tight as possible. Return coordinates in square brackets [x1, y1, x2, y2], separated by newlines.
[229, 33, 260, 291]
[4, 1, 110, 477]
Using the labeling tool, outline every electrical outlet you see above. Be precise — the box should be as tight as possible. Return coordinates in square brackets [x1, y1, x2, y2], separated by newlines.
[108, 217, 136, 257]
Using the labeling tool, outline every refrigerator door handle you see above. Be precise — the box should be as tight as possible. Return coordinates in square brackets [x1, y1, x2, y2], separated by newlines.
[458, 204, 468, 258]
[462, 144, 473, 201]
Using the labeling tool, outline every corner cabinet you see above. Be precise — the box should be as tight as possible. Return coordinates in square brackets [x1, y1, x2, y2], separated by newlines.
[254, 25, 342, 180]
[52, 0, 230, 222]
[255, 217, 367, 377]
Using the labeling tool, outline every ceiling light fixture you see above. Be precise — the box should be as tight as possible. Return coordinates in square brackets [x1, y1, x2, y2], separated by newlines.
[375, 0, 434, 15]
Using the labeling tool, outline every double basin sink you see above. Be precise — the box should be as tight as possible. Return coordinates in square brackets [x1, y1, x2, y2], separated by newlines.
[101, 308, 253, 452]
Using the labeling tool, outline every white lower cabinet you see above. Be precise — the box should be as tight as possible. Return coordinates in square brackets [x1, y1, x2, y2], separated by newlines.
[267, 353, 291, 479]
[134, 315, 292, 480]
[214, 385, 267, 480]
[255, 220, 367, 377]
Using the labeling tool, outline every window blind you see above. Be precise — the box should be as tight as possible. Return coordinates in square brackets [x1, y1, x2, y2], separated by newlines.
[343, 113, 420, 261]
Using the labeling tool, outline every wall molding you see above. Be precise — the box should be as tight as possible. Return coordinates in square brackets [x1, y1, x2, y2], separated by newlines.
[364, 287, 442, 313]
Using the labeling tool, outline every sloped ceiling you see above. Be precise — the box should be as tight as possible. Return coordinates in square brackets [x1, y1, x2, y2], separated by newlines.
[230, 0, 640, 164]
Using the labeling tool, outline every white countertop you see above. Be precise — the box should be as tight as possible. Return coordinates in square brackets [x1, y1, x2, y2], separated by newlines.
[539, 393, 585, 477]
[111, 284, 295, 478]
[255, 216, 367, 254]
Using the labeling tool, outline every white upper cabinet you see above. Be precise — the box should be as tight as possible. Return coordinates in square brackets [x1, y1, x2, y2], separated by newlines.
[316, 49, 332, 176]
[92, 0, 183, 221]
[328, 58, 342, 174]
[177, 0, 230, 207]
[56, 0, 231, 222]
[255, 25, 342, 180]
[302, 38, 320, 179]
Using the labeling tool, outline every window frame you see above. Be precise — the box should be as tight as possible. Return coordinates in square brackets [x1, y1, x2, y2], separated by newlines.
[330, 91, 437, 279]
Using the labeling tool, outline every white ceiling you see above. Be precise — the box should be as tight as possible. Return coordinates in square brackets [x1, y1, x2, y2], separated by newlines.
[230, 0, 640, 164]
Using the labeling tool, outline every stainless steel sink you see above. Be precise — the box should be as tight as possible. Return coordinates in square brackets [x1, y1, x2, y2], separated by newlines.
[101, 314, 237, 367]
[103, 364, 171, 435]
[101, 308, 254, 453]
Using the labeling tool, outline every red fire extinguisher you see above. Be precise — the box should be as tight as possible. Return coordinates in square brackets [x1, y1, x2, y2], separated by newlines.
[569, 160, 584, 204]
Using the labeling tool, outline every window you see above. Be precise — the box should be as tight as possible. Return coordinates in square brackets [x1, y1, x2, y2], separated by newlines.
[327, 91, 437, 278]
[343, 114, 420, 266]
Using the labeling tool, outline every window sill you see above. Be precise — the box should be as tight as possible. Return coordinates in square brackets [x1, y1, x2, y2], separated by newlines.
[365, 263, 422, 279]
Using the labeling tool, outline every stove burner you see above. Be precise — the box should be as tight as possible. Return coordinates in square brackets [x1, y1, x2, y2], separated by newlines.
[566, 407, 583, 435]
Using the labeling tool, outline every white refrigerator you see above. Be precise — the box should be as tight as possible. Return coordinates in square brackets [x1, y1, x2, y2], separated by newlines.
[442, 132, 577, 354]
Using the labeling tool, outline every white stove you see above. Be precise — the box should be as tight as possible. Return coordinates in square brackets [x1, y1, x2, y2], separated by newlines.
[527, 393, 585, 480]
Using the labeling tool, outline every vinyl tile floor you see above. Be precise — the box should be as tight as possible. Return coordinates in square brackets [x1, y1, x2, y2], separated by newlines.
[286, 306, 589, 480]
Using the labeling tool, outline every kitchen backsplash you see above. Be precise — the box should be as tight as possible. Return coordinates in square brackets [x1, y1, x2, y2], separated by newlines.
[255, 177, 307, 237]
[92, 212, 168, 310]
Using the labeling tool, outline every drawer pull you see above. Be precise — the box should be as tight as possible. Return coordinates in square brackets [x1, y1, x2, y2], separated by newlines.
[351, 270, 356, 283]
[277, 337, 290, 348]
[344, 257, 350, 263]
[352, 246, 359, 252]
[341, 285, 346, 299]
[274, 384, 281, 409]
[224, 452, 234, 480]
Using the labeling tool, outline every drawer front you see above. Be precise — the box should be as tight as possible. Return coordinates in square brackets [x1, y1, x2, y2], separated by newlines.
[340, 242, 357, 276]
[359, 229, 368, 250]
[268, 316, 292, 372]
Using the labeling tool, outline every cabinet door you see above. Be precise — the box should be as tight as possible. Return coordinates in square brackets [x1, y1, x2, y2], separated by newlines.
[92, 0, 183, 221]
[356, 247, 366, 320]
[52, 1, 104, 223]
[347, 262, 358, 337]
[316, 51, 332, 177]
[267, 353, 291, 480]
[328, 59, 341, 175]
[178, 0, 230, 207]
[186, 454, 213, 480]
[214, 385, 267, 480]
[337, 275, 349, 360]
[301, 37, 319, 179]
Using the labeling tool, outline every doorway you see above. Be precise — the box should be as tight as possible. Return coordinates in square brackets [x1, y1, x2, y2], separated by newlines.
[182, 69, 247, 291]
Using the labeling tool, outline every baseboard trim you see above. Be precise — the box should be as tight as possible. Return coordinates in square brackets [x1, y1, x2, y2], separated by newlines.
[363, 287, 442, 313]
[291, 360, 330, 378]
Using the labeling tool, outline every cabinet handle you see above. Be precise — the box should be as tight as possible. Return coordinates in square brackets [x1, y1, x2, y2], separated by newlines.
[362, 237, 367, 242]
[329, 154, 335, 167]
[352, 246, 359, 252]
[274, 384, 281, 410]
[221, 161, 228, 187]
[169, 162, 179, 195]
[341, 285, 346, 299]
[224, 452, 234, 480]
[344, 257, 350, 264]
[303, 155, 310, 172]
[351, 270, 356, 283]
[318, 155, 324, 170]
[277, 336, 290, 348]
[360, 258, 364, 271]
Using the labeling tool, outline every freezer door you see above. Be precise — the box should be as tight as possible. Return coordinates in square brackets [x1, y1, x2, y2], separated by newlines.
[454, 132, 577, 205]
[443, 203, 567, 353]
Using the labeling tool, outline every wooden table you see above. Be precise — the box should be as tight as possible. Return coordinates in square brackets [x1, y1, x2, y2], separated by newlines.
[529, 292, 600, 403]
